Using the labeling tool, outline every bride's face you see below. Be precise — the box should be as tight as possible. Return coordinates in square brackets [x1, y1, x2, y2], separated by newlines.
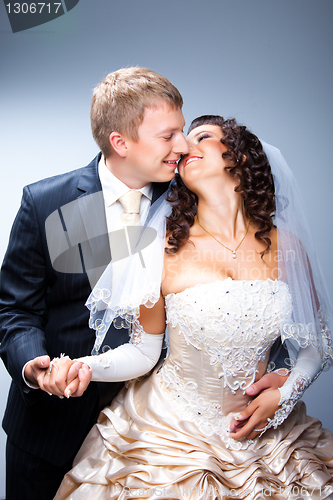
[178, 124, 233, 190]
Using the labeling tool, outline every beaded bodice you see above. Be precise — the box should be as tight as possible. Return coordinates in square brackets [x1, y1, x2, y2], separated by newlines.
[157, 279, 292, 446]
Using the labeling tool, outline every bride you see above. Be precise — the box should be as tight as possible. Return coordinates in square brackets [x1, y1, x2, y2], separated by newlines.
[55, 115, 333, 499]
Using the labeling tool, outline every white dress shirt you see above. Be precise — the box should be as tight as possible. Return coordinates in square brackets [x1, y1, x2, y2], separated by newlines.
[98, 156, 152, 235]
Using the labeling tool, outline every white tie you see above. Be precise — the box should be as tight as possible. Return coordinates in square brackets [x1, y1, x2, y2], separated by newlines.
[118, 190, 142, 226]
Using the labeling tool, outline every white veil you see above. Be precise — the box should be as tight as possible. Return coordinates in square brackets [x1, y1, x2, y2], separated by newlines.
[263, 141, 332, 368]
[86, 194, 172, 355]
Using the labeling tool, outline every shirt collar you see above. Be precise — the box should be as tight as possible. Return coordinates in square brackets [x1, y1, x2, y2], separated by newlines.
[98, 156, 152, 207]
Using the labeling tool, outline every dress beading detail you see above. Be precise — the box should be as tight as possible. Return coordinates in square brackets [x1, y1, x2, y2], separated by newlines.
[157, 363, 253, 450]
[165, 279, 292, 393]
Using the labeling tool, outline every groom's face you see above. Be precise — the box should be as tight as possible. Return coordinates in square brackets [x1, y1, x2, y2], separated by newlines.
[124, 101, 188, 187]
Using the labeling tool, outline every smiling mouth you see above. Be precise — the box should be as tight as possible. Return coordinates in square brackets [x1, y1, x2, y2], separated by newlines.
[163, 160, 179, 166]
[185, 156, 202, 167]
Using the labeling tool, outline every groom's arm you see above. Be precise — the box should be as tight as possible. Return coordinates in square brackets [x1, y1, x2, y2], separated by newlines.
[268, 337, 289, 370]
[0, 186, 50, 400]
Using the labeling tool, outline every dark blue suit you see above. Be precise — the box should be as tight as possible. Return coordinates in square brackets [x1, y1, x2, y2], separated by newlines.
[0, 154, 169, 497]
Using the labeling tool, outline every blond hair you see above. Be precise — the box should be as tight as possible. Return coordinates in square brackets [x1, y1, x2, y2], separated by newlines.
[90, 67, 183, 157]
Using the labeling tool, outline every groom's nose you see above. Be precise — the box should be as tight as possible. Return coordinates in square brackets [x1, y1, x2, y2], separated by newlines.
[173, 133, 189, 155]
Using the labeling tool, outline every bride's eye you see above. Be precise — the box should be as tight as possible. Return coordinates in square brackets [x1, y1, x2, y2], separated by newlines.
[195, 133, 211, 144]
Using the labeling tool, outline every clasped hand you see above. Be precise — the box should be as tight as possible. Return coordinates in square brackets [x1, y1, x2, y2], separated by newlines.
[229, 371, 289, 440]
[24, 355, 92, 398]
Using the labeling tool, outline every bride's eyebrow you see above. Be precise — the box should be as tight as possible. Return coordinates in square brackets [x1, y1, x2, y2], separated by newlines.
[196, 130, 213, 136]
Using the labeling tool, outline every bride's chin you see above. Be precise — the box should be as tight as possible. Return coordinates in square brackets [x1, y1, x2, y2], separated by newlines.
[179, 174, 198, 192]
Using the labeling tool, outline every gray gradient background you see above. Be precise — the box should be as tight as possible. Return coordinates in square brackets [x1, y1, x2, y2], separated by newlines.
[0, 0, 332, 494]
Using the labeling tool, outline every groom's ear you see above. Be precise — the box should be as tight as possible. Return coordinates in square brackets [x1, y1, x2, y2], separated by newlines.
[109, 132, 128, 157]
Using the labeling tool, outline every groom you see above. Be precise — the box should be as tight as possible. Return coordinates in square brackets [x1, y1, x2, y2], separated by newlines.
[0, 67, 287, 500]
[0, 67, 189, 500]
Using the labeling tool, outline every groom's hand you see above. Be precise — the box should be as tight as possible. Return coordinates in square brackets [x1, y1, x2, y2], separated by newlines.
[246, 370, 289, 397]
[24, 355, 50, 387]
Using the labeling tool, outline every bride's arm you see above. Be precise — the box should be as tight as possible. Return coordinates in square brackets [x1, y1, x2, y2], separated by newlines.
[230, 342, 324, 440]
[64, 294, 166, 393]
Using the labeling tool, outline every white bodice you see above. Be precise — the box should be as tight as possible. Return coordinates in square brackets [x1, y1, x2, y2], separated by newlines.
[157, 279, 292, 446]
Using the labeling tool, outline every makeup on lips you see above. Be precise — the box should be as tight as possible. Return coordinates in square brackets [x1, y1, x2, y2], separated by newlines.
[184, 156, 202, 167]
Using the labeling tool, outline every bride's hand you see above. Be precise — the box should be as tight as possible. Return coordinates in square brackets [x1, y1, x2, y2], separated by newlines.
[64, 362, 92, 398]
[229, 389, 281, 440]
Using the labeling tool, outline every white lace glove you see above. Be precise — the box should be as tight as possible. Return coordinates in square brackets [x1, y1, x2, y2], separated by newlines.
[77, 329, 164, 382]
[258, 343, 323, 436]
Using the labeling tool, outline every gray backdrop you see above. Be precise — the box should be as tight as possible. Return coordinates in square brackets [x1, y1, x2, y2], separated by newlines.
[0, 0, 332, 495]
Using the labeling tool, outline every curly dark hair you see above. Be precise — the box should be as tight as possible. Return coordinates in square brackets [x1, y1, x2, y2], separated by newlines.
[166, 115, 276, 257]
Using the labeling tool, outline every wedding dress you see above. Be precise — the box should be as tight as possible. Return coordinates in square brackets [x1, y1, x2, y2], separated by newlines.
[55, 279, 333, 500]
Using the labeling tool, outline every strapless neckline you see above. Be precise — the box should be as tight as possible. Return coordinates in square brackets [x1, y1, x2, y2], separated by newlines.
[164, 277, 285, 300]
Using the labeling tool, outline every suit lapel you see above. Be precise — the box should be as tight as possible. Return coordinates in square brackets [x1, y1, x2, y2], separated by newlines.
[74, 165, 170, 289]
[151, 181, 170, 204]
[143, 181, 170, 229]
[76, 155, 111, 288]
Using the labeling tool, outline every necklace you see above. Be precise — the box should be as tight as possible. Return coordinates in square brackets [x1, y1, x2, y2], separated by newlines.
[196, 216, 250, 259]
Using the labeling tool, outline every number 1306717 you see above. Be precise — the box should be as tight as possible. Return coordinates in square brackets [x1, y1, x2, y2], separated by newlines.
[6, 3, 62, 14]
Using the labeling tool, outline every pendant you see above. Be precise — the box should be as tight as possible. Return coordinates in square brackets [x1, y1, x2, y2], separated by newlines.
[232, 251, 237, 259]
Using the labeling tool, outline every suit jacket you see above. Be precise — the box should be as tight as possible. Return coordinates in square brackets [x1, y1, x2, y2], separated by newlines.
[0, 154, 169, 466]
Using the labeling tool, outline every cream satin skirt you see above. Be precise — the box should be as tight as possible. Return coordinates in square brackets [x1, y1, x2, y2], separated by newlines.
[55, 369, 333, 500]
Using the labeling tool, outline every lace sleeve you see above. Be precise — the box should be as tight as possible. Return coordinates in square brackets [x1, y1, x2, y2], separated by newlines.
[257, 338, 328, 436]
[259, 370, 312, 435]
